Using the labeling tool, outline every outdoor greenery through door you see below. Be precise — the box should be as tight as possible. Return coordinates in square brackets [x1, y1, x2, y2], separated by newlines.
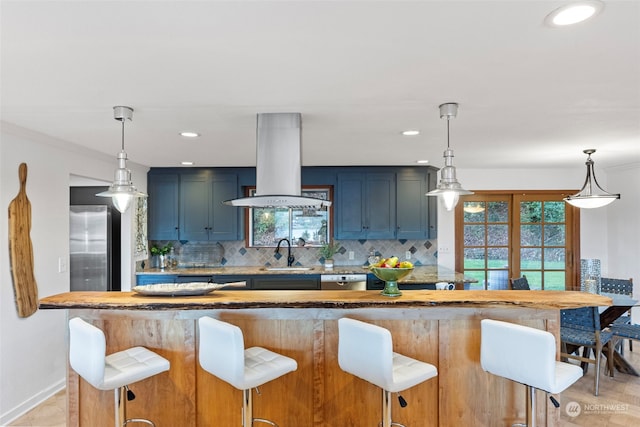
[455, 192, 580, 290]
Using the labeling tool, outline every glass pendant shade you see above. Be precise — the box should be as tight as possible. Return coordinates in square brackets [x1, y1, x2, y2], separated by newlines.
[96, 106, 146, 213]
[564, 149, 620, 209]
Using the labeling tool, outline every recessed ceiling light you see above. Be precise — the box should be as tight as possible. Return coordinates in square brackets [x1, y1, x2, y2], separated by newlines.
[416, 160, 429, 164]
[180, 131, 200, 138]
[545, 1, 604, 27]
[181, 161, 194, 166]
[402, 130, 420, 136]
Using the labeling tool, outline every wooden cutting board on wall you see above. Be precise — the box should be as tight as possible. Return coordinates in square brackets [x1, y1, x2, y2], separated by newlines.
[8, 163, 39, 317]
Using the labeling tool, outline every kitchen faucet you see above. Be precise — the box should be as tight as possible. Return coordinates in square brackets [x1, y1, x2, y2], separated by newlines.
[275, 238, 295, 267]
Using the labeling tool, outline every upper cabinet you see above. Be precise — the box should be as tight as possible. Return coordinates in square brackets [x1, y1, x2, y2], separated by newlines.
[147, 173, 180, 240]
[336, 172, 396, 239]
[148, 166, 436, 243]
[396, 170, 426, 240]
[148, 169, 240, 242]
[180, 171, 239, 241]
[335, 167, 437, 240]
[396, 168, 438, 240]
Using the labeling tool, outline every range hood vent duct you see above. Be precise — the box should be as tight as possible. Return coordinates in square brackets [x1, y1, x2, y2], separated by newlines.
[224, 113, 332, 208]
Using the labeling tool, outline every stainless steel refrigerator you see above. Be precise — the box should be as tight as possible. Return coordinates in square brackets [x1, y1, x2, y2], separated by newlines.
[70, 187, 120, 291]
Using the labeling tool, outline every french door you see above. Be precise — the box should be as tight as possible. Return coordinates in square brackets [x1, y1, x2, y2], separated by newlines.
[455, 192, 580, 290]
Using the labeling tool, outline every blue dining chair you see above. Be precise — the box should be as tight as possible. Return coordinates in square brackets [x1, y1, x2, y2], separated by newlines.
[601, 277, 634, 352]
[560, 306, 614, 396]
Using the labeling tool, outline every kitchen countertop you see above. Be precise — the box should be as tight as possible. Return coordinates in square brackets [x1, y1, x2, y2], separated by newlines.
[40, 289, 610, 311]
[136, 265, 477, 284]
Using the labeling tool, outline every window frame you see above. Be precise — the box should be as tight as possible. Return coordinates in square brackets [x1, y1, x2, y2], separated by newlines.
[244, 185, 334, 248]
[455, 190, 581, 290]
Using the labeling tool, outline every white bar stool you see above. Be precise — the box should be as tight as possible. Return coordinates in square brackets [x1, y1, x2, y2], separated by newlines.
[198, 316, 298, 427]
[337, 318, 438, 427]
[480, 319, 583, 427]
[68, 317, 170, 427]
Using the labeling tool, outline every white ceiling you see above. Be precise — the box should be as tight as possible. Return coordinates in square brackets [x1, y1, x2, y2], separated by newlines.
[2, 0, 639, 171]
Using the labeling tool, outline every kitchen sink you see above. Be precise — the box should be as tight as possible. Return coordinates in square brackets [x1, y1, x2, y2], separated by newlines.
[263, 267, 314, 271]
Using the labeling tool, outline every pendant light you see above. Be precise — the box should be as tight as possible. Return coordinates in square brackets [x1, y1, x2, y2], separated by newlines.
[564, 149, 620, 209]
[426, 102, 473, 211]
[96, 106, 146, 213]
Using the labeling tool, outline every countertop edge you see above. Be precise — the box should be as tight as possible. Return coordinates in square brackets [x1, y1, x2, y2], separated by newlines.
[39, 290, 612, 311]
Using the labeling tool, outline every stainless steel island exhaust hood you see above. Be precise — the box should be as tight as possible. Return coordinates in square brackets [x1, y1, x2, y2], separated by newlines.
[224, 113, 332, 208]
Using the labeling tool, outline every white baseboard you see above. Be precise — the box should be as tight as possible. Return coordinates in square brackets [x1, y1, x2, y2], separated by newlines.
[0, 379, 65, 426]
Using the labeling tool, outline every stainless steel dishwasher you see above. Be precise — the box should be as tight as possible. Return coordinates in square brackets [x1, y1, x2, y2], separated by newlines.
[320, 274, 367, 290]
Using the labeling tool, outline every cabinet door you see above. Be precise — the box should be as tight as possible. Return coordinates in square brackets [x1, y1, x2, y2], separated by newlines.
[211, 274, 252, 290]
[252, 274, 320, 290]
[364, 173, 396, 239]
[336, 173, 365, 239]
[210, 174, 238, 240]
[426, 168, 438, 239]
[147, 174, 180, 240]
[396, 170, 427, 239]
[136, 274, 178, 285]
[180, 174, 211, 241]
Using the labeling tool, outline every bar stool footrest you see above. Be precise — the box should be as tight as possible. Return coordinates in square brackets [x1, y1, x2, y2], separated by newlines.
[123, 418, 155, 426]
[253, 418, 278, 426]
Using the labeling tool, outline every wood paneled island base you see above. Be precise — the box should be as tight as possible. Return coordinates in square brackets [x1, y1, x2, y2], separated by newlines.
[40, 290, 610, 427]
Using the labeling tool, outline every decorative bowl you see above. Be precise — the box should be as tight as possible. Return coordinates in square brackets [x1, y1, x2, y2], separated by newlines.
[369, 267, 414, 297]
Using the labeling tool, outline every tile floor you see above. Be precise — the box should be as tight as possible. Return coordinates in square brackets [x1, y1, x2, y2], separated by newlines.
[7, 350, 640, 426]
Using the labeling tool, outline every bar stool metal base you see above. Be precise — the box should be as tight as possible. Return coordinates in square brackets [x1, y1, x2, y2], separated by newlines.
[509, 383, 536, 427]
[115, 387, 156, 427]
[242, 388, 279, 427]
[381, 389, 406, 427]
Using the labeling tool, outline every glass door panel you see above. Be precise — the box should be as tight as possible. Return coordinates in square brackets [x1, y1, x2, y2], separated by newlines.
[457, 192, 578, 290]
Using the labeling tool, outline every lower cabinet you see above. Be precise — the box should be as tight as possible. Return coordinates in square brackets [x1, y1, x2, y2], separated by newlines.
[176, 275, 214, 283]
[366, 274, 435, 290]
[136, 275, 178, 285]
[210, 274, 253, 289]
[137, 273, 319, 289]
[252, 274, 320, 290]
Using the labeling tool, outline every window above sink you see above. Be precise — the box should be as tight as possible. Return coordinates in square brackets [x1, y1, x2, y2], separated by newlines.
[246, 186, 333, 248]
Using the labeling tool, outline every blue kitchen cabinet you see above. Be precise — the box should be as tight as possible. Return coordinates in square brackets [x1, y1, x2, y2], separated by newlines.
[179, 171, 239, 241]
[426, 168, 438, 239]
[147, 173, 180, 240]
[252, 274, 320, 290]
[210, 173, 239, 240]
[336, 172, 396, 239]
[210, 274, 253, 289]
[396, 169, 428, 239]
[136, 274, 178, 285]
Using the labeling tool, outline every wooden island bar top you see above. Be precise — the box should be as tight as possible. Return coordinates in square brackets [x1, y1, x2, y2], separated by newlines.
[40, 290, 610, 427]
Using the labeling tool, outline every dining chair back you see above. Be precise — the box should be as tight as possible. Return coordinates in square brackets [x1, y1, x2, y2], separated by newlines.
[510, 276, 530, 290]
[601, 277, 634, 352]
[600, 277, 633, 296]
[560, 306, 614, 396]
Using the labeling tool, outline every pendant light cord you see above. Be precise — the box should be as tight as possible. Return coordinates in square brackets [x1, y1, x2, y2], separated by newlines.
[446, 118, 450, 149]
[121, 119, 126, 151]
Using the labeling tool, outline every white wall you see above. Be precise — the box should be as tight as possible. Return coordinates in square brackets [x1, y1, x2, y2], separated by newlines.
[604, 164, 640, 319]
[0, 123, 147, 424]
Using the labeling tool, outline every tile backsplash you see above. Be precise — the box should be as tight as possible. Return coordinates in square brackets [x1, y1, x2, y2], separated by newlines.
[145, 239, 438, 269]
